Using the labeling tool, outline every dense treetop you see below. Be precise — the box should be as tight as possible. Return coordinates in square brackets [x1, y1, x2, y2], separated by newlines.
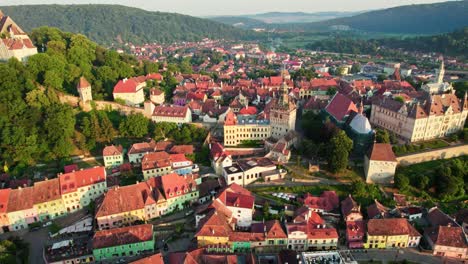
[0, 4, 262, 44]
[305, 27, 468, 58]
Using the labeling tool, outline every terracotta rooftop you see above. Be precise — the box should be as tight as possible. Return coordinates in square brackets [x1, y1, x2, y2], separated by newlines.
[7, 187, 34, 212]
[325, 93, 358, 121]
[113, 78, 140, 94]
[0, 188, 11, 214]
[153, 105, 188, 118]
[430, 226, 468, 248]
[368, 143, 397, 162]
[33, 178, 61, 204]
[103, 145, 123, 156]
[141, 151, 171, 171]
[77, 76, 91, 89]
[92, 224, 153, 249]
[367, 218, 420, 237]
[59, 166, 106, 194]
[130, 253, 164, 264]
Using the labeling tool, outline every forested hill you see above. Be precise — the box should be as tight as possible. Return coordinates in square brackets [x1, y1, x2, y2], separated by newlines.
[305, 27, 468, 58]
[274, 0, 468, 34]
[0, 4, 261, 44]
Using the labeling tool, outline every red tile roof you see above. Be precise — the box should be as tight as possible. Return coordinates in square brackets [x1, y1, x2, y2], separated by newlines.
[368, 143, 397, 162]
[33, 178, 61, 204]
[346, 220, 365, 238]
[341, 195, 361, 218]
[59, 167, 106, 194]
[325, 93, 358, 121]
[63, 164, 79, 174]
[7, 187, 34, 212]
[431, 226, 468, 248]
[301, 191, 339, 212]
[113, 79, 140, 94]
[169, 145, 194, 155]
[367, 218, 420, 236]
[238, 106, 258, 115]
[77, 76, 91, 89]
[153, 105, 189, 118]
[103, 145, 123, 156]
[96, 182, 150, 217]
[0, 188, 11, 214]
[92, 224, 153, 249]
[146, 73, 163, 81]
[141, 152, 171, 171]
[159, 173, 196, 199]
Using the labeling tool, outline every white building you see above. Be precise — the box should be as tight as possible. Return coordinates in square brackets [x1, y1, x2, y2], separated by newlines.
[152, 105, 192, 125]
[222, 157, 281, 186]
[112, 78, 145, 106]
[364, 143, 398, 184]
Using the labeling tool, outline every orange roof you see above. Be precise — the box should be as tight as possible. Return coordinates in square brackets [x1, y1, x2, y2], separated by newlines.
[33, 178, 61, 204]
[141, 151, 171, 171]
[159, 173, 196, 199]
[169, 145, 194, 155]
[93, 224, 153, 249]
[96, 182, 149, 217]
[368, 143, 397, 162]
[113, 79, 140, 94]
[367, 218, 420, 236]
[59, 166, 106, 194]
[77, 76, 91, 89]
[103, 145, 123, 156]
[153, 105, 188, 118]
[7, 187, 34, 212]
[0, 188, 11, 214]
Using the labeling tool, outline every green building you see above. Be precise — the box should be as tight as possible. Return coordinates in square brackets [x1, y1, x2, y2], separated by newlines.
[92, 224, 155, 261]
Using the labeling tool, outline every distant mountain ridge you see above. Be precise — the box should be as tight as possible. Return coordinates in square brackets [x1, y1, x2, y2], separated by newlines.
[305, 0, 468, 34]
[0, 4, 261, 45]
[211, 1, 468, 34]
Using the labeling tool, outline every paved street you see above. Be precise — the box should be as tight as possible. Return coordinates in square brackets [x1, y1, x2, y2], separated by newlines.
[350, 248, 448, 264]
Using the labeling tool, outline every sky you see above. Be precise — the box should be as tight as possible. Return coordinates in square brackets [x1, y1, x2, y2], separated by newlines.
[1, 0, 456, 16]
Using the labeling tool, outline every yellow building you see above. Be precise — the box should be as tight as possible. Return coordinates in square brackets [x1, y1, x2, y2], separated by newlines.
[223, 111, 271, 146]
[59, 167, 107, 213]
[195, 210, 231, 247]
[33, 178, 66, 221]
[364, 218, 421, 249]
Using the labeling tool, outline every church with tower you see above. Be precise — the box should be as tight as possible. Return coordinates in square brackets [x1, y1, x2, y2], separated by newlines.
[269, 78, 297, 140]
[422, 60, 453, 94]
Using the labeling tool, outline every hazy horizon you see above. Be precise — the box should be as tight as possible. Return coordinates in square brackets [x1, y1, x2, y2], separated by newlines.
[0, 0, 459, 16]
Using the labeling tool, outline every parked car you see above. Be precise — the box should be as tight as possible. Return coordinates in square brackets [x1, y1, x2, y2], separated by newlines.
[43, 221, 52, 227]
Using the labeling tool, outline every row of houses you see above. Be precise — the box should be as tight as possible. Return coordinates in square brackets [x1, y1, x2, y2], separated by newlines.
[0, 167, 106, 233]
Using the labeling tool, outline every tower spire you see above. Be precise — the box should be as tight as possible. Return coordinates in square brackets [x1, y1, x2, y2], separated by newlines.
[436, 58, 445, 84]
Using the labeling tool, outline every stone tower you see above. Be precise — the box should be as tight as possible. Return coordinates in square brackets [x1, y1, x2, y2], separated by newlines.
[269, 71, 297, 140]
[77, 76, 92, 103]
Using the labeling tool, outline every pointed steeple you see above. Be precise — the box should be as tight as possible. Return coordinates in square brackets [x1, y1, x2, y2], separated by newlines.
[436, 59, 445, 84]
[279, 63, 289, 105]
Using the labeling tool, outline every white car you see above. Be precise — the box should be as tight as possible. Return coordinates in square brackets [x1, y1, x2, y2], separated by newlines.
[43, 221, 52, 227]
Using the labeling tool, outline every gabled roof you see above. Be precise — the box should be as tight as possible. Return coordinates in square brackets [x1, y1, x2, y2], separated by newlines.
[59, 166, 106, 194]
[141, 152, 171, 171]
[93, 224, 153, 249]
[153, 105, 189, 118]
[6, 187, 34, 212]
[367, 199, 390, 219]
[325, 93, 358, 121]
[103, 145, 123, 156]
[341, 195, 360, 217]
[367, 218, 420, 237]
[431, 226, 468, 248]
[113, 79, 140, 94]
[33, 178, 61, 204]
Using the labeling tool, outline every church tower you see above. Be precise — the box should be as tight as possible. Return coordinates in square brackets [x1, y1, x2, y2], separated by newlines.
[435, 60, 445, 84]
[269, 68, 297, 140]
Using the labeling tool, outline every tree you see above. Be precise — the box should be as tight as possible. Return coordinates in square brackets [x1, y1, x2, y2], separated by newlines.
[395, 173, 410, 191]
[263, 201, 271, 220]
[350, 64, 361, 74]
[351, 181, 367, 197]
[375, 128, 390, 143]
[326, 86, 337, 96]
[44, 103, 76, 158]
[327, 130, 353, 173]
[119, 113, 149, 138]
[98, 112, 116, 143]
